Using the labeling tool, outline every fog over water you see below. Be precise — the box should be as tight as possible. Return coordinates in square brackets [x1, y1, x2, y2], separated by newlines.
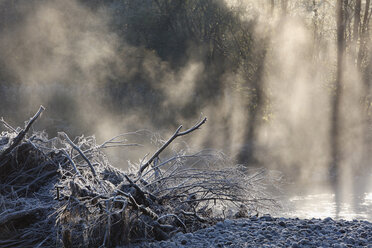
[0, 0, 371, 220]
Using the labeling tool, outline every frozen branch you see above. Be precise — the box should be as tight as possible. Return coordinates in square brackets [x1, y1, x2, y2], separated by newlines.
[0, 207, 48, 226]
[137, 117, 207, 176]
[0, 111, 279, 247]
[0, 117, 16, 132]
[0, 105, 45, 162]
[59, 132, 97, 178]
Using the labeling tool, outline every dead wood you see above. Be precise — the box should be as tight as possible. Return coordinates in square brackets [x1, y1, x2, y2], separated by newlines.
[0, 106, 44, 163]
[0, 108, 279, 247]
[137, 117, 207, 176]
[0, 207, 48, 226]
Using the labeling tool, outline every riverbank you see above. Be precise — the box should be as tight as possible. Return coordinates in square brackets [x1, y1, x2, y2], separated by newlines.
[129, 215, 372, 247]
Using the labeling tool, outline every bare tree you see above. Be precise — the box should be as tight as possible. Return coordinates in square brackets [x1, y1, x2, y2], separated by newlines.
[352, 0, 361, 64]
[270, 0, 275, 15]
[237, 52, 266, 165]
[330, 0, 346, 184]
[281, 0, 288, 15]
[357, 0, 371, 70]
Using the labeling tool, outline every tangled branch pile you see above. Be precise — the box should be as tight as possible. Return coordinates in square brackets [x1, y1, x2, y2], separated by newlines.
[0, 106, 279, 247]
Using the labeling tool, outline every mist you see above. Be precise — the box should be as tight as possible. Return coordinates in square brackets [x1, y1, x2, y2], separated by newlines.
[0, 0, 371, 219]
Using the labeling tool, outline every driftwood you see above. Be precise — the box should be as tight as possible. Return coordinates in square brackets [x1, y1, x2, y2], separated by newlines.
[0, 107, 279, 247]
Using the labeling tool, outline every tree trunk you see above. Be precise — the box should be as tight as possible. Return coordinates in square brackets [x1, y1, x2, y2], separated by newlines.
[359, 0, 372, 197]
[281, 0, 288, 16]
[270, 0, 275, 15]
[357, 0, 370, 70]
[237, 55, 265, 165]
[353, 0, 361, 64]
[330, 0, 346, 183]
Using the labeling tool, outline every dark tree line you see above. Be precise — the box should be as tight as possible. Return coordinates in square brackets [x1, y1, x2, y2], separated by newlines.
[0, 0, 372, 182]
[95, 0, 268, 162]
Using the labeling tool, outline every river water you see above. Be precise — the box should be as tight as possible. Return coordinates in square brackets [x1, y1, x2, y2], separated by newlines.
[281, 191, 372, 222]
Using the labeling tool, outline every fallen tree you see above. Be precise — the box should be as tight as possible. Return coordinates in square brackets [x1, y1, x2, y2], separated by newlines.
[0, 106, 279, 247]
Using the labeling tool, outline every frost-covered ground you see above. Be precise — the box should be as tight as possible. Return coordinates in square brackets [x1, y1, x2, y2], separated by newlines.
[129, 215, 372, 248]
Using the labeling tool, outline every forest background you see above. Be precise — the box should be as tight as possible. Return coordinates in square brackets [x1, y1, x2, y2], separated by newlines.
[0, 0, 371, 196]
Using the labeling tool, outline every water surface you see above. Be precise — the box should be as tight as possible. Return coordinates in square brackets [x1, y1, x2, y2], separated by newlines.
[281, 191, 372, 222]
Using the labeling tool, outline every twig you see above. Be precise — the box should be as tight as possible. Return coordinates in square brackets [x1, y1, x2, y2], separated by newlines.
[60, 149, 83, 178]
[0, 106, 45, 162]
[179, 210, 208, 223]
[98, 131, 145, 149]
[102, 200, 112, 247]
[35, 236, 49, 248]
[59, 132, 97, 178]
[157, 214, 187, 231]
[15, 170, 57, 195]
[0, 207, 48, 226]
[27, 140, 59, 168]
[116, 189, 159, 220]
[124, 174, 151, 205]
[141, 153, 207, 180]
[137, 117, 207, 176]
[0, 118, 16, 132]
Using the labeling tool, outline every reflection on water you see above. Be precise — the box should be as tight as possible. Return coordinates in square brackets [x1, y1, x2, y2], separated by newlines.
[282, 192, 372, 222]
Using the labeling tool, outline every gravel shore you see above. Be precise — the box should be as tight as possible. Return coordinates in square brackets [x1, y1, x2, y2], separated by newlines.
[130, 216, 372, 247]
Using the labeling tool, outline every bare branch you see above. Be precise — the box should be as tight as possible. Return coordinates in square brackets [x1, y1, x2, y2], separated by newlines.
[157, 214, 187, 231]
[0, 106, 45, 162]
[59, 132, 97, 178]
[0, 111, 279, 247]
[137, 117, 207, 176]
[180, 210, 207, 223]
[60, 149, 83, 178]
[0, 207, 49, 226]
[0, 118, 16, 132]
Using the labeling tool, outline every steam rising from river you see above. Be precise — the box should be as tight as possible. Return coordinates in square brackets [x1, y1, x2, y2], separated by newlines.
[0, 0, 371, 218]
